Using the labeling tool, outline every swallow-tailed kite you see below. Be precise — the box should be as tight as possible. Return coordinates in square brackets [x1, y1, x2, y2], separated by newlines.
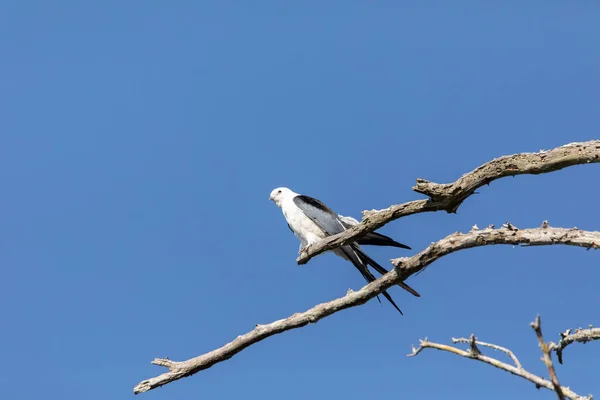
[269, 187, 419, 314]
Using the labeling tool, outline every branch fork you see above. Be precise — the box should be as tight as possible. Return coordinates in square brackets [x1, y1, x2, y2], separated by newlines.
[134, 140, 600, 394]
[409, 316, 592, 400]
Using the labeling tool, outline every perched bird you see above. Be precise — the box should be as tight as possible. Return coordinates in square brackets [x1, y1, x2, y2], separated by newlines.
[269, 187, 419, 314]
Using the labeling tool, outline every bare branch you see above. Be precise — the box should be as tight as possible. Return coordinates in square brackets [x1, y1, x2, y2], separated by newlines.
[134, 225, 599, 394]
[551, 326, 600, 364]
[297, 140, 600, 264]
[408, 335, 589, 400]
[391, 224, 599, 280]
[453, 336, 522, 369]
[532, 315, 566, 400]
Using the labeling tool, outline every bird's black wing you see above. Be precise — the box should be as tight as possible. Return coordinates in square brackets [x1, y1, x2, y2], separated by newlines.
[356, 231, 411, 250]
[293, 194, 414, 313]
[295, 196, 411, 249]
[339, 219, 411, 250]
[293, 195, 346, 235]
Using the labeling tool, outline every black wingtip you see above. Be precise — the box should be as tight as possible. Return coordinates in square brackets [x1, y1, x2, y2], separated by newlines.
[399, 282, 420, 298]
[381, 290, 403, 315]
[388, 239, 411, 250]
[379, 238, 412, 250]
[387, 241, 412, 250]
[357, 235, 412, 250]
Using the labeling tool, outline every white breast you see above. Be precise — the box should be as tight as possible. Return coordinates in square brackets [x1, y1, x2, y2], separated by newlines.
[281, 198, 325, 247]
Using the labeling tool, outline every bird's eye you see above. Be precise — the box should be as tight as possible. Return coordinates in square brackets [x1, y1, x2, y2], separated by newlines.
[277, 190, 282, 194]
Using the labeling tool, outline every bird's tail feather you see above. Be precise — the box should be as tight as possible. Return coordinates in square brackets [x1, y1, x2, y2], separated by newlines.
[338, 245, 404, 315]
[352, 244, 421, 298]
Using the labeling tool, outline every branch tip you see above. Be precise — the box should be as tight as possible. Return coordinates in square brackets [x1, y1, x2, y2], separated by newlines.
[411, 322, 586, 399]
[149, 358, 178, 374]
[553, 326, 600, 365]
[531, 315, 566, 400]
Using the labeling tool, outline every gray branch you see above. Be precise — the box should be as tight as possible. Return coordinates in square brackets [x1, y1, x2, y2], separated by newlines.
[297, 140, 600, 265]
[551, 327, 600, 364]
[531, 315, 566, 400]
[134, 140, 600, 394]
[452, 336, 522, 369]
[390, 223, 599, 281]
[133, 225, 600, 394]
[408, 325, 591, 400]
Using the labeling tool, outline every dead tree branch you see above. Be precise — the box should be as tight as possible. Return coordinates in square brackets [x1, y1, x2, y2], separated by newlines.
[531, 315, 566, 400]
[452, 335, 522, 369]
[408, 330, 591, 400]
[551, 327, 600, 364]
[297, 140, 600, 264]
[133, 225, 600, 394]
[390, 223, 599, 280]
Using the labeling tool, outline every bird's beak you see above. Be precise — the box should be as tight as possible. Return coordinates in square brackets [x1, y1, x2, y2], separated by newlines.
[269, 194, 274, 201]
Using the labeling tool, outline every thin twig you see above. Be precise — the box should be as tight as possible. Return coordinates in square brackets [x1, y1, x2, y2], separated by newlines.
[531, 315, 566, 400]
[297, 140, 600, 264]
[453, 337, 522, 369]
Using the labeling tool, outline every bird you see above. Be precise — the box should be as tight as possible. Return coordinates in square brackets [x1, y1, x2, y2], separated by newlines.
[269, 187, 419, 314]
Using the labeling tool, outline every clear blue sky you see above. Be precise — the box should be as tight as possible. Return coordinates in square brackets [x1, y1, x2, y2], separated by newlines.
[1, 2, 598, 399]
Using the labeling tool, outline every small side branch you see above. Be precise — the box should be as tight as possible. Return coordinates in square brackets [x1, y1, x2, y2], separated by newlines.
[134, 225, 599, 394]
[297, 140, 600, 264]
[409, 329, 590, 400]
[552, 327, 600, 364]
[531, 315, 566, 400]
[452, 336, 522, 369]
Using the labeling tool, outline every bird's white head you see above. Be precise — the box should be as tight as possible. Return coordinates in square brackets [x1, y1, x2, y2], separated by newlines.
[269, 187, 295, 207]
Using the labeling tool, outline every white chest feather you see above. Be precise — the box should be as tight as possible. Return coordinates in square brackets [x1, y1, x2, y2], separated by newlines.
[281, 199, 325, 247]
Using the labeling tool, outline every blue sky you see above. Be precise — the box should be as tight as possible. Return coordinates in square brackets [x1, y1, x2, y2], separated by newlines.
[1, 2, 599, 399]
